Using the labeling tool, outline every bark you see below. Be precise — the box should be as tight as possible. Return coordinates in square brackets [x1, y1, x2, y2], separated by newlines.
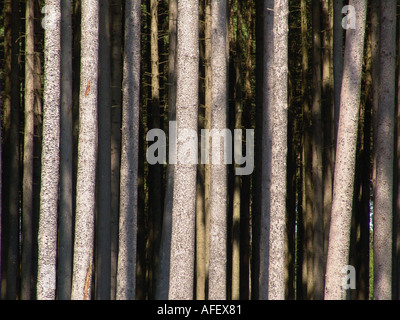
[57, 0, 73, 300]
[324, 0, 367, 300]
[96, 0, 112, 300]
[155, 0, 177, 300]
[322, 0, 334, 271]
[148, 0, 163, 298]
[312, 0, 324, 300]
[71, 0, 99, 300]
[110, 0, 123, 300]
[300, 0, 313, 300]
[259, 0, 274, 300]
[251, 0, 263, 299]
[268, 0, 288, 300]
[37, 0, 61, 300]
[116, 0, 141, 300]
[168, 0, 199, 300]
[232, 0, 242, 300]
[21, 0, 35, 300]
[209, 0, 228, 300]
[373, 0, 396, 301]
[333, 0, 343, 141]
[3, 0, 21, 300]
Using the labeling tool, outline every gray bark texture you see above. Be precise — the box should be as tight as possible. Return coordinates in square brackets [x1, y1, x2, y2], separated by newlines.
[37, 0, 61, 300]
[116, 0, 141, 300]
[209, 0, 228, 300]
[260, 0, 288, 300]
[259, 0, 274, 300]
[269, 0, 288, 300]
[71, 0, 99, 300]
[324, 0, 367, 300]
[373, 0, 396, 301]
[168, 0, 199, 300]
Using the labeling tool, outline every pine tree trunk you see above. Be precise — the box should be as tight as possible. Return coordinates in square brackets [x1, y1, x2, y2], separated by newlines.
[110, 0, 123, 300]
[300, 0, 313, 300]
[373, 0, 396, 300]
[37, 0, 61, 300]
[116, 0, 141, 300]
[260, 0, 274, 300]
[168, 0, 199, 300]
[3, 0, 21, 300]
[312, 0, 324, 300]
[21, 0, 35, 300]
[209, 0, 228, 300]
[57, 0, 73, 300]
[96, 0, 112, 300]
[155, 0, 177, 300]
[71, 0, 99, 300]
[324, 0, 367, 300]
[333, 0, 343, 141]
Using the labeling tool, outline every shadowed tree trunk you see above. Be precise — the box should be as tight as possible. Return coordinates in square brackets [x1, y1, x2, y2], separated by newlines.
[21, 0, 35, 300]
[116, 0, 141, 300]
[373, 0, 396, 301]
[57, 0, 73, 300]
[96, 0, 112, 300]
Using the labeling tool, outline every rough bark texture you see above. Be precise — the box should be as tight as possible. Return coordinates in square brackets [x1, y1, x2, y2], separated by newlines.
[324, 0, 367, 300]
[71, 0, 99, 300]
[168, 0, 199, 300]
[373, 0, 396, 301]
[57, 0, 73, 300]
[269, 0, 288, 300]
[259, 0, 274, 300]
[116, 0, 141, 300]
[209, 0, 228, 300]
[37, 0, 61, 300]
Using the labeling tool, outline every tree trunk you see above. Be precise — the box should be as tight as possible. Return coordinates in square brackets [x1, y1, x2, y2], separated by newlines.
[57, 0, 73, 300]
[110, 0, 123, 300]
[333, 0, 343, 141]
[21, 0, 35, 300]
[312, 0, 324, 300]
[155, 0, 177, 300]
[37, 0, 61, 300]
[260, 0, 274, 300]
[148, 0, 163, 298]
[3, 0, 21, 300]
[373, 0, 396, 301]
[324, 0, 367, 300]
[116, 0, 141, 300]
[168, 0, 199, 300]
[300, 0, 313, 300]
[71, 0, 99, 300]
[96, 0, 112, 300]
[209, 0, 228, 300]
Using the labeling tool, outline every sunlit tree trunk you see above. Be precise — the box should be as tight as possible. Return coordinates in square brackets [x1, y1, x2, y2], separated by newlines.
[37, 0, 61, 300]
[324, 0, 367, 300]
